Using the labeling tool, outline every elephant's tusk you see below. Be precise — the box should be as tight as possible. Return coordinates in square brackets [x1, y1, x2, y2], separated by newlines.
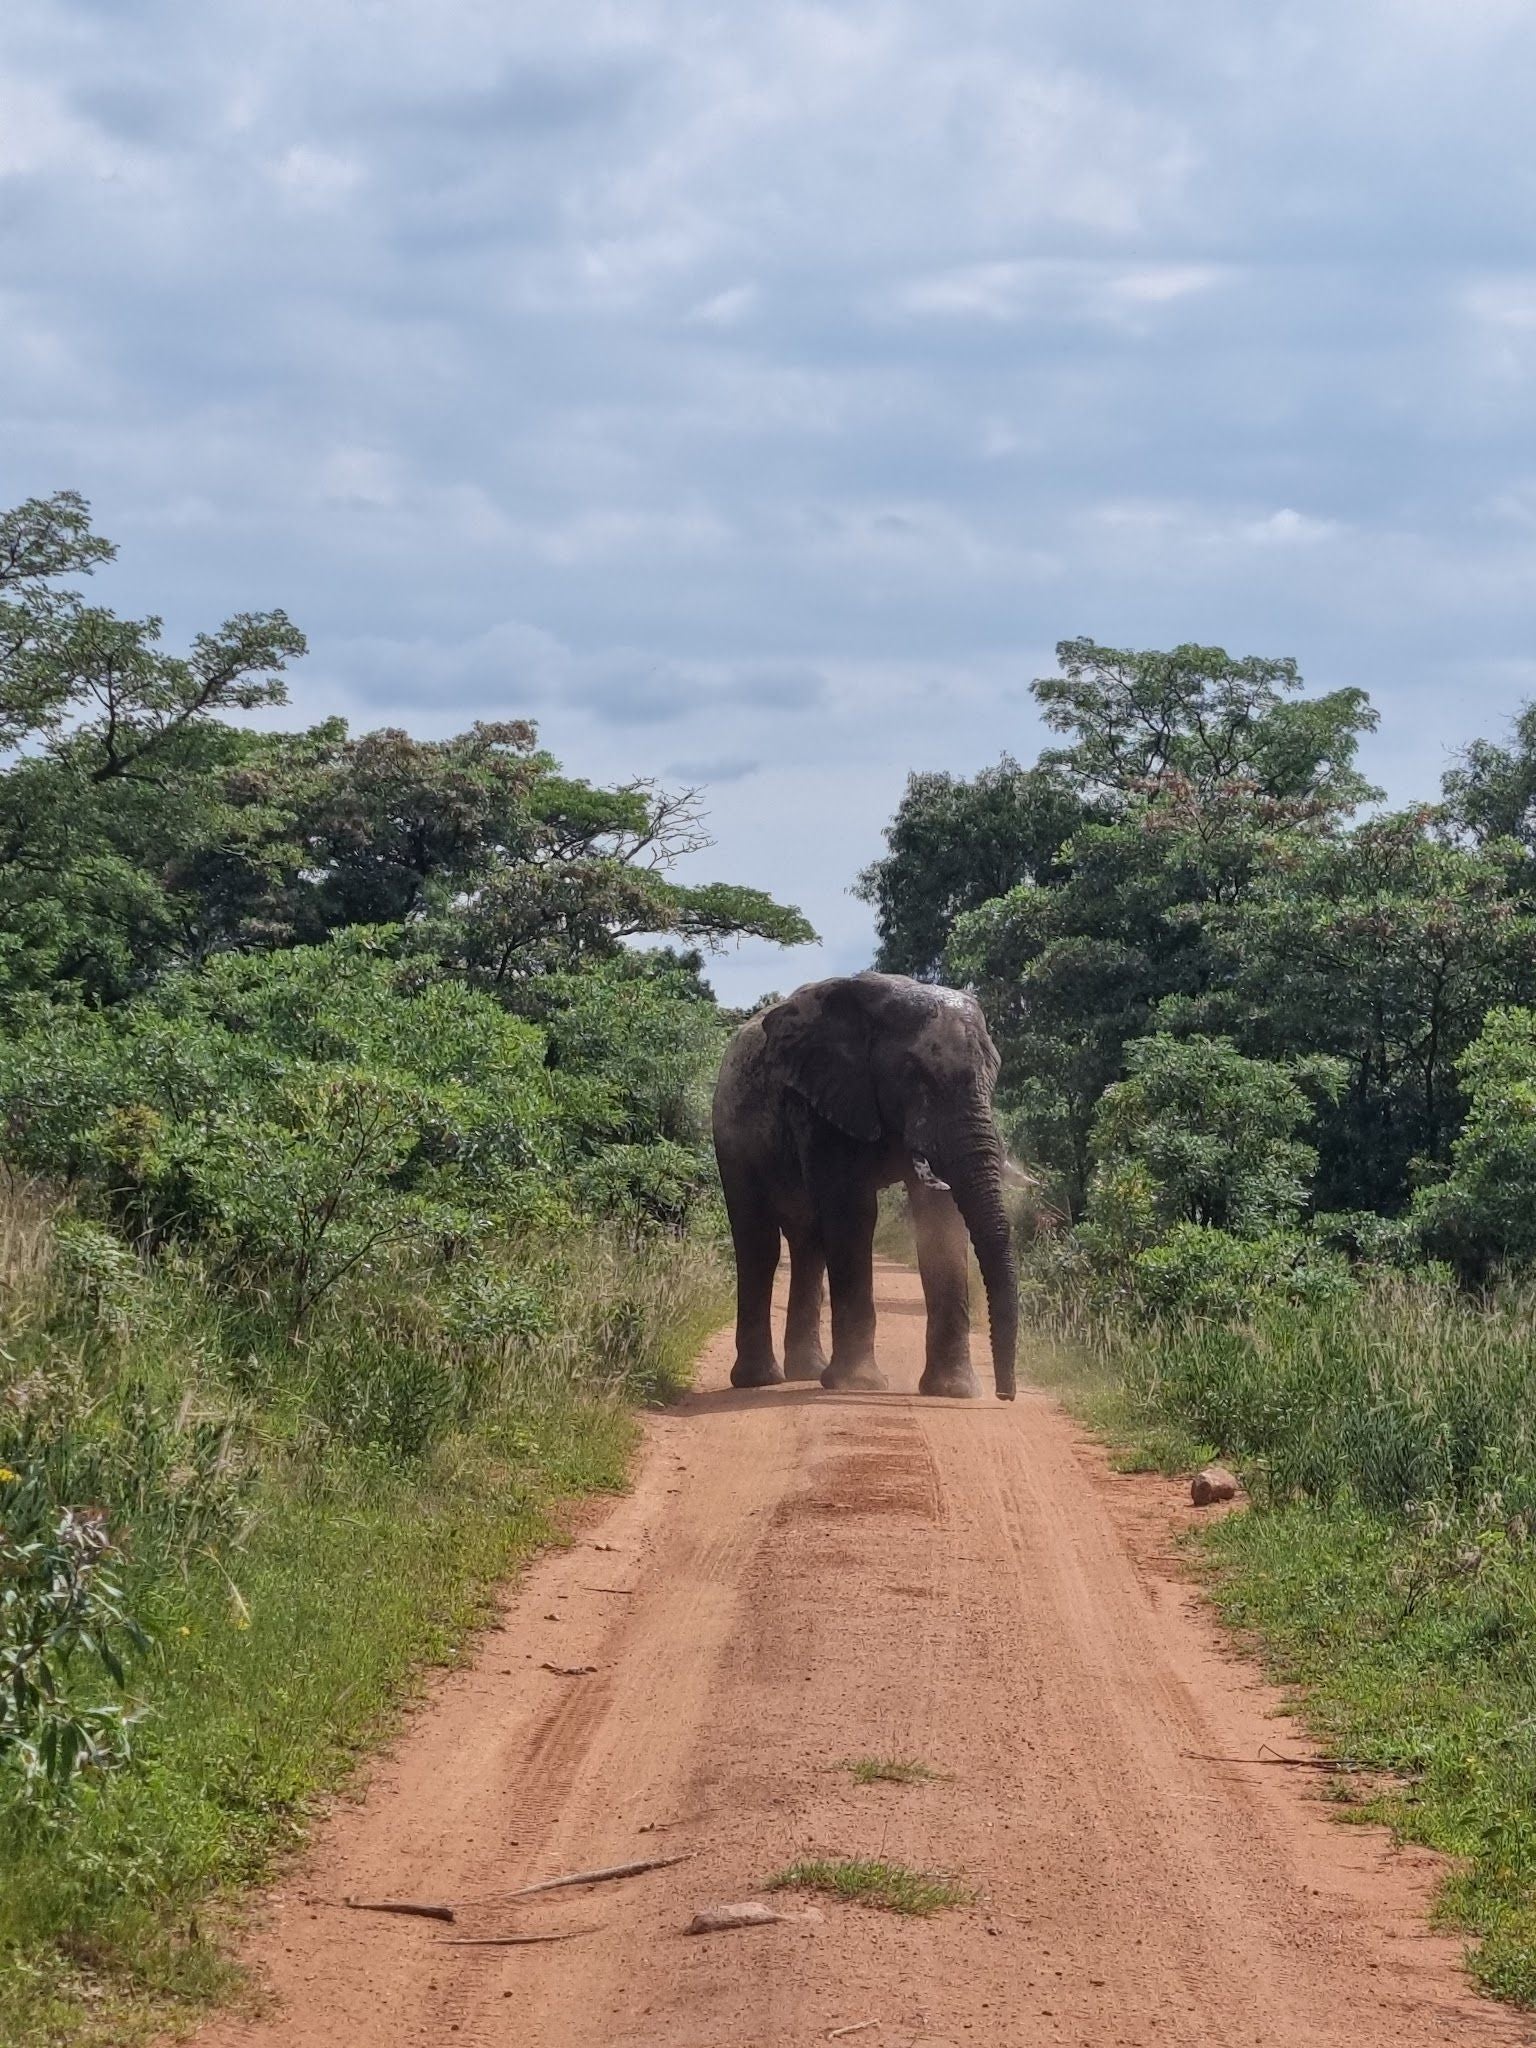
[912, 1155, 951, 1191]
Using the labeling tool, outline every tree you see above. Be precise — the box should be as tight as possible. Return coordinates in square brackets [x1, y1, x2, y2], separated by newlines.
[1415, 1006, 1536, 1278]
[856, 758, 1091, 980]
[1034, 637, 1380, 814]
[1181, 812, 1536, 1211]
[1087, 1034, 1340, 1240]
[0, 497, 814, 1003]
[860, 640, 1380, 1211]
[1443, 699, 1536, 853]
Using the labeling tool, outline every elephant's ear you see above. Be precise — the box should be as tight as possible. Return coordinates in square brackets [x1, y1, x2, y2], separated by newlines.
[761, 984, 882, 1143]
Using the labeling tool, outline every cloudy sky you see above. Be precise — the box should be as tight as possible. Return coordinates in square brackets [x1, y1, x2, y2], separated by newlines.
[4, 2, 1535, 1001]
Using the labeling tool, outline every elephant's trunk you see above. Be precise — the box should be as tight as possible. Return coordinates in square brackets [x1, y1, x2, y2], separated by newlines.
[944, 1119, 1019, 1402]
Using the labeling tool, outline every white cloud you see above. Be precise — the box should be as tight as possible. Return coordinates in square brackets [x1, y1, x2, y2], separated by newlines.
[271, 143, 364, 210]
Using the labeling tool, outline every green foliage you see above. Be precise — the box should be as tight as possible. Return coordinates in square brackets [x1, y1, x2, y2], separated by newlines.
[0, 1497, 149, 1798]
[1129, 1225, 1354, 1318]
[1183, 813, 1536, 1211]
[856, 756, 1092, 980]
[874, 639, 1536, 1243]
[0, 498, 811, 1006]
[843, 1756, 942, 1785]
[0, 1182, 728, 2040]
[0, 493, 804, 2041]
[925, 640, 1377, 1211]
[1086, 1034, 1342, 1241]
[1060, 1279, 1536, 1516]
[1416, 1007, 1536, 1280]
[1444, 699, 1536, 853]
[1199, 1500, 1536, 2008]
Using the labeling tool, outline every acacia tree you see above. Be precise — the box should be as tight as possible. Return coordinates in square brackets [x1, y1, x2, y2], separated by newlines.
[0, 495, 813, 1004]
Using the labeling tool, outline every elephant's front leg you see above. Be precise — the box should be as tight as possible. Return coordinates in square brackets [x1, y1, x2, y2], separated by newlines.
[782, 1224, 830, 1381]
[818, 1171, 886, 1392]
[721, 1165, 784, 1388]
[908, 1178, 980, 1399]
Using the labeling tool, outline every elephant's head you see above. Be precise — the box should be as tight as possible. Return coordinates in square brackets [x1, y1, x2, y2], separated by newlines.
[761, 972, 1019, 1400]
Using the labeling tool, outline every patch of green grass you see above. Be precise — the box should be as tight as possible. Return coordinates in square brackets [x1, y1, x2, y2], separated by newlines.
[842, 1757, 943, 1786]
[1197, 1501, 1536, 2007]
[0, 1195, 728, 2048]
[0, 1407, 636, 2048]
[1026, 1299, 1536, 2011]
[1023, 1337, 1213, 1476]
[768, 1856, 973, 1916]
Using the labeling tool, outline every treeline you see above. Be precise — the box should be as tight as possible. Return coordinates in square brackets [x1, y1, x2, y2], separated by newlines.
[0, 495, 808, 2045]
[860, 637, 1536, 1304]
[0, 489, 811, 1275]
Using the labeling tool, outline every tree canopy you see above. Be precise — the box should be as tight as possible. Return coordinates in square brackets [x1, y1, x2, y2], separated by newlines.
[0, 493, 812, 1008]
[868, 636, 1536, 1231]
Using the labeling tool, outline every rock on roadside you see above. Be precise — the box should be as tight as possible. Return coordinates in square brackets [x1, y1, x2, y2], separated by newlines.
[1191, 1465, 1240, 1507]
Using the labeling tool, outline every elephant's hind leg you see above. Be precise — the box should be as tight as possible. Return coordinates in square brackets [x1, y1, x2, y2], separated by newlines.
[721, 1168, 784, 1388]
[782, 1226, 830, 1380]
[909, 1179, 981, 1399]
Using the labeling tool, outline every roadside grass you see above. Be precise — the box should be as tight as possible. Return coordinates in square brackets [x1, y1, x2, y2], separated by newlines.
[768, 1856, 973, 1916]
[0, 1192, 728, 2048]
[842, 1757, 943, 1786]
[1025, 1280, 1536, 2009]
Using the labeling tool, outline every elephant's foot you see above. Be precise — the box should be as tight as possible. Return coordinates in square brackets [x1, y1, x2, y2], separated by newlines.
[730, 1354, 785, 1389]
[918, 1362, 981, 1399]
[820, 1357, 888, 1392]
[783, 1346, 830, 1382]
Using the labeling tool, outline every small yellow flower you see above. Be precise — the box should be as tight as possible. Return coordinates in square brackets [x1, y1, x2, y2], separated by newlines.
[0, 1468, 16, 1483]
[177, 1626, 192, 1637]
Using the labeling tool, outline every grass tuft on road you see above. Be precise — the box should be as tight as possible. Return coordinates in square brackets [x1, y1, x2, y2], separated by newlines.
[768, 1856, 972, 1915]
[842, 1757, 943, 1785]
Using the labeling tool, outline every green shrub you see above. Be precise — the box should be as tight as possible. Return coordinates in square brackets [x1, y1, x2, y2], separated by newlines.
[1088, 1033, 1342, 1239]
[1416, 1006, 1536, 1280]
[1130, 1224, 1354, 1317]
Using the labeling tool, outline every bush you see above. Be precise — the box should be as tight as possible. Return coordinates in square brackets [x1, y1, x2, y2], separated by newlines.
[1088, 1033, 1342, 1239]
[1416, 1006, 1536, 1280]
[1130, 1224, 1354, 1317]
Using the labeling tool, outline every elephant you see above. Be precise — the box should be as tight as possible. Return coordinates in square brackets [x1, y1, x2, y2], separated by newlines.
[711, 971, 1018, 1401]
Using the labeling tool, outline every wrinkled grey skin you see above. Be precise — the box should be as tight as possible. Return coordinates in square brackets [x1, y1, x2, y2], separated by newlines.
[711, 972, 1018, 1400]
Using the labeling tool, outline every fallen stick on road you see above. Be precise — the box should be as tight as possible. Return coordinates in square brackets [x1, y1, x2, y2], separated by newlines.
[438, 1927, 603, 1946]
[827, 2024, 878, 2040]
[343, 1899, 456, 1923]
[464, 1851, 694, 1905]
[579, 1585, 635, 1595]
[1180, 1748, 1373, 1774]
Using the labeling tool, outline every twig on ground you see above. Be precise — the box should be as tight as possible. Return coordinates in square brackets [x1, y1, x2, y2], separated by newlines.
[579, 1585, 635, 1595]
[462, 1851, 694, 1905]
[828, 2024, 879, 2040]
[342, 1899, 456, 1923]
[437, 1927, 602, 1947]
[1180, 1747, 1372, 1773]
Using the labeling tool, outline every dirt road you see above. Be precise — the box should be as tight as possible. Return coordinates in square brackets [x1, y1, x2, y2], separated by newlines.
[193, 1263, 1525, 2048]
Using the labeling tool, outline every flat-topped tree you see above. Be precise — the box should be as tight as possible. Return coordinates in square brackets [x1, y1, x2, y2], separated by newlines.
[0, 495, 814, 1005]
